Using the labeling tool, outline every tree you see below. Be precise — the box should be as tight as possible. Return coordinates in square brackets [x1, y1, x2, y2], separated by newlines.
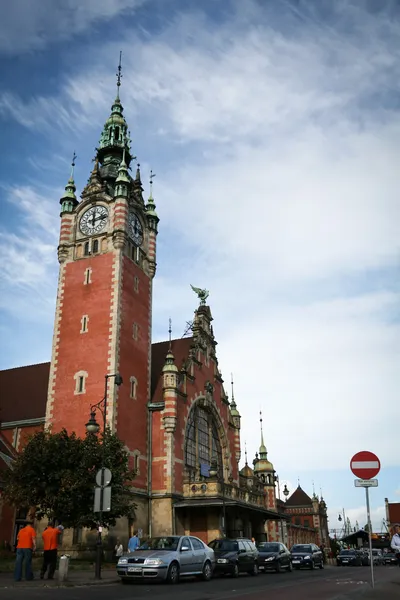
[3, 428, 136, 529]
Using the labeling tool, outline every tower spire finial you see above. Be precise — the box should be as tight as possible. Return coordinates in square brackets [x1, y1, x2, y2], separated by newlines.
[168, 317, 172, 350]
[70, 151, 77, 180]
[116, 50, 122, 99]
[245, 441, 248, 465]
[231, 373, 235, 402]
[149, 170, 156, 199]
[259, 410, 267, 455]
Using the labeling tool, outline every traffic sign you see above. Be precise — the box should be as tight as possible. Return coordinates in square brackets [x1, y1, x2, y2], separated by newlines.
[96, 467, 112, 487]
[354, 479, 378, 488]
[350, 451, 380, 480]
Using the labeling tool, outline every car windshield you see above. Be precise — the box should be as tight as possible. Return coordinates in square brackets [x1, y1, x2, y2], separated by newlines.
[292, 545, 311, 553]
[257, 543, 280, 552]
[209, 540, 239, 552]
[340, 550, 356, 555]
[138, 537, 179, 551]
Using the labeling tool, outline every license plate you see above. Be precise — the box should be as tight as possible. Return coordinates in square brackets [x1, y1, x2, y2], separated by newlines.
[217, 559, 226, 564]
[292, 560, 300, 564]
[342, 561, 348, 563]
[128, 567, 142, 573]
[259, 566, 265, 570]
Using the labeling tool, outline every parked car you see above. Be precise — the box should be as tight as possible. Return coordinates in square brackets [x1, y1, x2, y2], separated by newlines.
[371, 549, 385, 566]
[209, 538, 258, 577]
[256, 542, 292, 573]
[116, 535, 215, 583]
[290, 544, 324, 570]
[383, 552, 398, 565]
[336, 549, 362, 566]
[360, 550, 370, 566]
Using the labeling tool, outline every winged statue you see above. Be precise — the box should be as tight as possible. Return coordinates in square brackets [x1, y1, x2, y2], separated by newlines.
[190, 285, 209, 305]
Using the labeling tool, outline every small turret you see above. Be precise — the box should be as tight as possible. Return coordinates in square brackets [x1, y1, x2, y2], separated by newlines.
[60, 152, 79, 214]
[114, 139, 131, 198]
[162, 319, 178, 433]
[145, 170, 159, 233]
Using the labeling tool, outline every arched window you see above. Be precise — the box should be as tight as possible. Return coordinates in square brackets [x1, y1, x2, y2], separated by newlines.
[84, 242, 90, 256]
[184, 403, 222, 475]
[92, 239, 99, 254]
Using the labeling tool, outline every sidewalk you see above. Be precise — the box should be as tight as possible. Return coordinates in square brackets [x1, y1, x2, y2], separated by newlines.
[346, 569, 400, 599]
[0, 568, 119, 588]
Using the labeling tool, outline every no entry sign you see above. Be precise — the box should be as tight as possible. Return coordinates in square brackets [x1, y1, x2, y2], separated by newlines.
[350, 451, 380, 480]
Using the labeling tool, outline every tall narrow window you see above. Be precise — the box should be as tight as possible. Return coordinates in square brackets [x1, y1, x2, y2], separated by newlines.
[132, 323, 139, 340]
[84, 268, 92, 285]
[74, 371, 88, 395]
[134, 453, 140, 473]
[134, 276, 139, 293]
[84, 241, 90, 256]
[80, 315, 89, 333]
[130, 376, 137, 399]
[115, 126, 120, 140]
[92, 239, 99, 254]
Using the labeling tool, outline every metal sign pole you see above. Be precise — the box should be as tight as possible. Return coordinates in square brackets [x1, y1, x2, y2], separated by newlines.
[365, 486, 374, 589]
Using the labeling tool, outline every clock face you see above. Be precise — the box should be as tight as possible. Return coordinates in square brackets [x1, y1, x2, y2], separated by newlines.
[128, 212, 143, 246]
[79, 205, 109, 236]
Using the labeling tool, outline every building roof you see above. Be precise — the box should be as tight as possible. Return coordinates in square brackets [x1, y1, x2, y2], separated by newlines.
[151, 337, 193, 400]
[0, 362, 50, 423]
[285, 485, 313, 507]
[388, 502, 400, 525]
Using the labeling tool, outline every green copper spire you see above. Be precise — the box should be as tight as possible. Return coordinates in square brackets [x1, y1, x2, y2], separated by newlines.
[145, 170, 159, 231]
[60, 152, 79, 213]
[229, 373, 240, 416]
[259, 411, 267, 457]
[97, 52, 132, 179]
[114, 135, 131, 197]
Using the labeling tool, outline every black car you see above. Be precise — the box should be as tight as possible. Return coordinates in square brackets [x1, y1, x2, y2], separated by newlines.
[209, 538, 259, 577]
[291, 544, 324, 570]
[256, 542, 292, 573]
[337, 549, 362, 566]
[383, 553, 398, 565]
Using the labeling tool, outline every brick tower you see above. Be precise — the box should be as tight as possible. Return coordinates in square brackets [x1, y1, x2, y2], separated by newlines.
[45, 60, 158, 505]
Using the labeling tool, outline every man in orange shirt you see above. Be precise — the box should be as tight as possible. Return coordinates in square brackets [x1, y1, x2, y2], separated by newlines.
[40, 522, 62, 580]
[14, 520, 36, 581]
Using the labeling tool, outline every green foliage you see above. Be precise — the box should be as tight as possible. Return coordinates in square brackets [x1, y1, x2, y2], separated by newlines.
[3, 428, 136, 528]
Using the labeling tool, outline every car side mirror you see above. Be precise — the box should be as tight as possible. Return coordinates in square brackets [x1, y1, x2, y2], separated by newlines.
[280, 549, 285, 554]
[181, 545, 190, 552]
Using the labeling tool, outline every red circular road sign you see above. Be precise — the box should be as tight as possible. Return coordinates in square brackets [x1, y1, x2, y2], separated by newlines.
[350, 451, 380, 480]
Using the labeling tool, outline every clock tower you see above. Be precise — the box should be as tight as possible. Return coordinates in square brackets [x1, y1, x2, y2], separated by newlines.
[45, 60, 158, 503]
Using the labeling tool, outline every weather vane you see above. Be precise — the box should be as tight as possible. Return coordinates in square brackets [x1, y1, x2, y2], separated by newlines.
[71, 151, 77, 179]
[116, 51, 123, 97]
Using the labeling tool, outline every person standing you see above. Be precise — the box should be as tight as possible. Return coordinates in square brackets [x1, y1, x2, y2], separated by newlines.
[114, 538, 124, 562]
[40, 522, 61, 580]
[390, 524, 400, 566]
[128, 531, 139, 553]
[14, 520, 36, 581]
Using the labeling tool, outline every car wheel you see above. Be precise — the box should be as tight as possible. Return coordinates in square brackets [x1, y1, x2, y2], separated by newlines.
[310, 561, 315, 570]
[202, 561, 212, 581]
[167, 562, 180, 584]
[275, 561, 282, 573]
[231, 563, 239, 578]
[288, 561, 293, 572]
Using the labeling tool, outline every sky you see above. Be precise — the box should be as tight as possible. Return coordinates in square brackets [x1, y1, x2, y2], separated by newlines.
[0, 0, 399, 533]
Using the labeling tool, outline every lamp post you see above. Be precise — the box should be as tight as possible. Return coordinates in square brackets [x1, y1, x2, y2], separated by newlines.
[210, 459, 226, 537]
[85, 372, 123, 579]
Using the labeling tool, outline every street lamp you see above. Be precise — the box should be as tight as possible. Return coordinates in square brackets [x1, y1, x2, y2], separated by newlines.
[209, 458, 226, 537]
[283, 484, 289, 499]
[85, 372, 123, 580]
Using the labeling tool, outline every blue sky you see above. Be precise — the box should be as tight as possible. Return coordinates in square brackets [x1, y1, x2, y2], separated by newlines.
[0, 0, 399, 531]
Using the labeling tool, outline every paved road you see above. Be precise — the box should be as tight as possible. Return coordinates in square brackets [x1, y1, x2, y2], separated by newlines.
[2, 565, 399, 600]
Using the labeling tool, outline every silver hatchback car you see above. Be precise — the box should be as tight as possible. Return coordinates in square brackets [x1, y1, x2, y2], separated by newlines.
[117, 535, 215, 583]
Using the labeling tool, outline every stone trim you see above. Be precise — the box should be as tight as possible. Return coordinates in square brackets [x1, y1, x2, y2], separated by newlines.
[45, 263, 67, 427]
[107, 248, 123, 431]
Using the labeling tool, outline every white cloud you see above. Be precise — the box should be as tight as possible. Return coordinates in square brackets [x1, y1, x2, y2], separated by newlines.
[0, 0, 146, 54]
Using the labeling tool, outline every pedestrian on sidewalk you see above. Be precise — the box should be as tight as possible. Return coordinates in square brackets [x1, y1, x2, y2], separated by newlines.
[390, 524, 400, 566]
[128, 532, 139, 553]
[114, 538, 124, 562]
[14, 520, 36, 581]
[40, 522, 62, 580]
